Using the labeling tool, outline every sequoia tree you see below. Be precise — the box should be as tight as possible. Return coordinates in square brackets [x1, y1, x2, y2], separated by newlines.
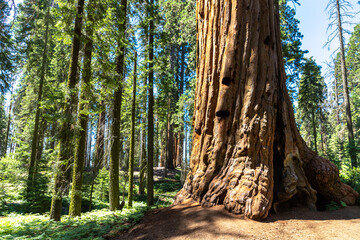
[175, 0, 358, 220]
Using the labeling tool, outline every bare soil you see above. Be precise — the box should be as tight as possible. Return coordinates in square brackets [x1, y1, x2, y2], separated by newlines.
[115, 203, 360, 240]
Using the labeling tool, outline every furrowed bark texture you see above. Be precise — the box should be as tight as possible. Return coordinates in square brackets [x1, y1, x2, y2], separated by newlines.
[175, 0, 358, 220]
[147, 0, 155, 206]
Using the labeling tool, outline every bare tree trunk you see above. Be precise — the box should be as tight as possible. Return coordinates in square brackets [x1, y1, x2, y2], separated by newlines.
[175, 0, 358, 220]
[147, 0, 155, 206]
[69, 0, 95, 217]
[336, 0, 357, 168]
[50, 0, 85, 221]
[86, 122, 92, 168]
[34, 119, 46, 175]
[333, 74, 344, 165]
[174, 135, 180, 167]
[95, 105, 106, 170]
[166, 98, 175, 170]
[139, 87, 147, 195]
[109, 0, 127, 211]
[128, 51, 137, 208]
[139, 124, 147, 195]
[319, 107, 327, 155]
[159, 128, 166, 167]
[89, 106, 106, 210]
[334, 75, 340, 125]
[176, 43, 186, 168]
[311, 110, 318, 154]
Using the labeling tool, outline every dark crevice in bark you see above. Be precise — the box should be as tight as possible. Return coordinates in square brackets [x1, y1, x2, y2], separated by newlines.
[215, 110, 230, 118]
[222, 77, 231, 86]
[316, 192, 330, 211]
[264, 35, 271, 45]
[272, 109, 285, 212]
[194, 128, 201, 135]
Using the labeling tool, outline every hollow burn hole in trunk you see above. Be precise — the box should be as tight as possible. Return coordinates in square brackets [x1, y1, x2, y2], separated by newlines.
[273, 191, 314, 214]
[272, 141, 285, 211]
[273, 132, 285, 209]
[316, 193, 330, 211]
[216, 110, 230, 118]
[222, 77, 231, 86]
[264, 35, 270, 45]
[272, 103, 286, 213]
[194, 127, 201, 135]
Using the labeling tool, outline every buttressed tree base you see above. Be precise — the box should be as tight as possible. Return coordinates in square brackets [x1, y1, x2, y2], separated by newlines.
[175, 0, 359, 220]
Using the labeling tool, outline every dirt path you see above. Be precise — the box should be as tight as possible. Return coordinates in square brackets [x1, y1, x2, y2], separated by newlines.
[115, 203, 360, 240]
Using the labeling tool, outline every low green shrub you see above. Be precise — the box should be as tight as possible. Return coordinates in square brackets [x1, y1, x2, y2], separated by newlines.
[340, 167, 360, 205]
[0, 202, 148, 240]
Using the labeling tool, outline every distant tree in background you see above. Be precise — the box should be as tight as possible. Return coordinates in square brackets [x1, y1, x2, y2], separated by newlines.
[327, 0, 357, 168]
[298, 58, 326, 154]
[50, 0, 85, 221]
[69, 0, 96, 217]
[0, 0, 15, 94]
[279, 0, 307, 103]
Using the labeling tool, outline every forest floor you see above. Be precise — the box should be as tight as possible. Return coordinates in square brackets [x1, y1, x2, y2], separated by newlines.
[115, 201, 360, 240]
[1, 168, 359, 240]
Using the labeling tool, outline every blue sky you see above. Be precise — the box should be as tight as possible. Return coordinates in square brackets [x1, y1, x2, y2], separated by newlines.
[296, 0, 360, 71]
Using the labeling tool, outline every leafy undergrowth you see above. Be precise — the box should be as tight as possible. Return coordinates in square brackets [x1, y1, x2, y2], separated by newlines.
[0, 172, 183, 240]
[0, 202, 147, 240]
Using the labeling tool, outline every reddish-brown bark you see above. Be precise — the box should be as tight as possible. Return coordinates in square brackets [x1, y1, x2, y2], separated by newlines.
[175, 0, 358, 220]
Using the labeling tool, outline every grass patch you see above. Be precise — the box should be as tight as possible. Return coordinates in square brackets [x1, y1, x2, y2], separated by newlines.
[0, 172, 183, 240]
[0, 202, 148, 240]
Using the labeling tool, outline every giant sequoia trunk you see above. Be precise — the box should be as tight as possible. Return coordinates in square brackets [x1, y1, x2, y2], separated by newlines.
[175, 0, 358, 220]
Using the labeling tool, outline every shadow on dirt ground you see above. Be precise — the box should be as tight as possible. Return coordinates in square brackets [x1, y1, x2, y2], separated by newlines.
[113, 203, 360, 240]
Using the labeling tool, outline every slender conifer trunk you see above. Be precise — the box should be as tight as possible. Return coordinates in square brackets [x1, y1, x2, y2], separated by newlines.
[139, 90, 147, 195]
[50, 0, 85, 221]
[147, 0, 155, 206]
[128, 52, 137, 207]
[109, 0, 127, 211]
[336, 0, 357, 167]
[69, 0, 95, 217]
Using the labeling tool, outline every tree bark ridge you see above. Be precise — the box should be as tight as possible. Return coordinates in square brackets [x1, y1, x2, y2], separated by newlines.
[175, 0, 358, 220]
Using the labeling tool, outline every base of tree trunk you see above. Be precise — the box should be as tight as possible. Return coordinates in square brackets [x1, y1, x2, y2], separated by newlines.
[175, 0, 359, 220]
[175, 141, 359, 220]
